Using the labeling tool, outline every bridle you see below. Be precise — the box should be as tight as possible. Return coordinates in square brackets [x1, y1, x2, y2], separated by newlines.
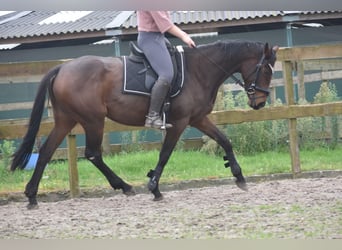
[235, 53, 274, 96]
[193, 45, 274, 102]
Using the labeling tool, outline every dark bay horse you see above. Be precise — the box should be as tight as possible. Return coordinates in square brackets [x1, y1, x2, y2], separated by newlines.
[11, 40, 278, 209]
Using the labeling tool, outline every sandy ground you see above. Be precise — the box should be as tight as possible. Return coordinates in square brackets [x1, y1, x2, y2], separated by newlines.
[0, 176, 341, 239]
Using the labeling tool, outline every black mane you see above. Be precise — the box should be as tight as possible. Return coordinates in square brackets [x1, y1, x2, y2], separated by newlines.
[184, 39, 264, 59]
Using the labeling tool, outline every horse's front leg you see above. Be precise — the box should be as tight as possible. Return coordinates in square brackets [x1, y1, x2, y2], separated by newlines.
[193, 116, 247, 191]
[147, 124, 186, 201]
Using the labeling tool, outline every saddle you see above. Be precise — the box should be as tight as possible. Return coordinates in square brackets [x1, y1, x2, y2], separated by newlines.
[122, 40, 185, 98]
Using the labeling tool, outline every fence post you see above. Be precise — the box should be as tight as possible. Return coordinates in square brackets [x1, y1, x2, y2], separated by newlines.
[283, 61, 301, 175]
[297, 61, 306, 101]
[270, 86, 276, 104]
[102, 133, 111, 155]
[67, 133, 80, 198]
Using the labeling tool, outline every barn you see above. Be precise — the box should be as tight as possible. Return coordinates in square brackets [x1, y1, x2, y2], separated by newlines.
[1, 11, 342, 61]
[0, 11, 341, 147]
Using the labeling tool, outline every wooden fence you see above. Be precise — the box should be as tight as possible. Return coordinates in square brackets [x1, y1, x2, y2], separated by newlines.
[1, 43, 342, 197]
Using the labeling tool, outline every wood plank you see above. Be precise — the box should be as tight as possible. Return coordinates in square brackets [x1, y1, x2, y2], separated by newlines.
[277, 44, 342, 61]
[208, 102, 342, 124]
[1, 102, 342, 139]
[303, 59, 342, 71]
[0, 101, 50, 111]
[271, 70, 342, 86]
[0, 117, 146, 139]
[0, 75, 43, 84]
[0, 60, 66, 78]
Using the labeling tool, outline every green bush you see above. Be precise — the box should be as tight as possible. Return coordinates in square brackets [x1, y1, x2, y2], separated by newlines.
[223, 92, 289, 155]
[0, 140, 15, 170]
[313, 81, 338, 103]
[312, 81, 339, 149]
[200, 81, 341, 156]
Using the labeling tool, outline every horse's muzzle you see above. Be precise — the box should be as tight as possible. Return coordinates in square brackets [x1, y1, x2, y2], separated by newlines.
[252, 101, 266, 110]
[248, 96, 266, 110]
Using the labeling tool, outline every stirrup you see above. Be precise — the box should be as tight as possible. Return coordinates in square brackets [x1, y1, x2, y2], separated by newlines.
[160, 111, 172, 129]
[145, 112, 172, 130]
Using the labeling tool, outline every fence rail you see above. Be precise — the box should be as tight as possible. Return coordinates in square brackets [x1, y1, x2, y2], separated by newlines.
[1, 43, 342, 197]
[1, 102, 341, 139]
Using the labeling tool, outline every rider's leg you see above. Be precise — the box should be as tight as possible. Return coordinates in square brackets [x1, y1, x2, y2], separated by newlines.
[145, 78, 172, 129]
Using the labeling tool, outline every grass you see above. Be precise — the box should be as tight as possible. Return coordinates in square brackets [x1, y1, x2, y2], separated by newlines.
[0, 146, 342, 194]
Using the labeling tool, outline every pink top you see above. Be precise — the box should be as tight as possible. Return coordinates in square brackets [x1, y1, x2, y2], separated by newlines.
[137, 11, 174, 33]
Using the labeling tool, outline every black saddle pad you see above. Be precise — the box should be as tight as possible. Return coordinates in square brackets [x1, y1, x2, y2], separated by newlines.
[122, 46, 185, 98]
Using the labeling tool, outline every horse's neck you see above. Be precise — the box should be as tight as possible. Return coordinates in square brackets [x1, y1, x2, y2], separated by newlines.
[184, 46, 231, 105]
[196, 44, 242, 84]
[185, 42, 261, 101]
[187, 42, 261, 85]
[204, 43, 253, 72]
[187, 46, 228, 84]
[219, 42, 257, 71]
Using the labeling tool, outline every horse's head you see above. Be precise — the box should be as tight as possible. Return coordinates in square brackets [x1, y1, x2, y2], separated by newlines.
[240, 43, 279, 110]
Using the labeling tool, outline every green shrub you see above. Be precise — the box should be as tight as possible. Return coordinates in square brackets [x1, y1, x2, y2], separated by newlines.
[0, 140, 15, 170]
[313, 81, 339, 149]
[223, 92, 288, 155]
[201, 81, 341, 156]
[313, 81, 338, 103]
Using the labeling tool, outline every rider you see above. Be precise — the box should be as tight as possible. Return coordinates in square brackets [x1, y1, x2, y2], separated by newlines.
[137, 11, 196, 129]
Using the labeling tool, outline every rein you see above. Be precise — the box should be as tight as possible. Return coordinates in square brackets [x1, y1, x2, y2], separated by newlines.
[193, 45, 272, 97]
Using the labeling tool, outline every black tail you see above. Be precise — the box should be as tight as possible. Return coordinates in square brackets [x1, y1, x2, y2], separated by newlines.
[10, 65, 62, 171]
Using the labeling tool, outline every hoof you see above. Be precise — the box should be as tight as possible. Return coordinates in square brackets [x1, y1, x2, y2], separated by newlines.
[27, 197, 38, 210]
[153, 194, 163, 201]
[27, 203, 39, 210]
[123, 188, 136, 196]
[235, 180, 248, 191]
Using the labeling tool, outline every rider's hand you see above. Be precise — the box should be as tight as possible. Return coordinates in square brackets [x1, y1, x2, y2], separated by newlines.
[183, 34, 196, 48]
[181, 32, 196, 48]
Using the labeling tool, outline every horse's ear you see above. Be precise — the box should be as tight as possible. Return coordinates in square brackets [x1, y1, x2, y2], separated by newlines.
[264, 43, 271, 57]
[264, 42, 269, 51]
[264, 43, 279, 58]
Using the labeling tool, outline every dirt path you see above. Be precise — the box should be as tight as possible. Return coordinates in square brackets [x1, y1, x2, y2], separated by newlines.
[1, 176, 341, 239]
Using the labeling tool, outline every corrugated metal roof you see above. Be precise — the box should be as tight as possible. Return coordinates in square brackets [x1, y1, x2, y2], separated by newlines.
[0, 11, 123, 40]
[172, 11, 283, 24]
[38, 11, 94, 25]
[0, 11, 32, 25]
[106, 11, 135, 29]
[122, 11, 285, 29]
[0, 11, 341, 41]
[122, 11, 342, 29]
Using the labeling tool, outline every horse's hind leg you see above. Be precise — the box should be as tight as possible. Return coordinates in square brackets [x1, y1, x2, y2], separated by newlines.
[25, 120, 76, 209]
[83, 122, 135, 196]
[193, 116, 247, 191]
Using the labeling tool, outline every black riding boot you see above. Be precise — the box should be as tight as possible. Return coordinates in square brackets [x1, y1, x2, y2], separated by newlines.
[145, 79, 172, 129]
